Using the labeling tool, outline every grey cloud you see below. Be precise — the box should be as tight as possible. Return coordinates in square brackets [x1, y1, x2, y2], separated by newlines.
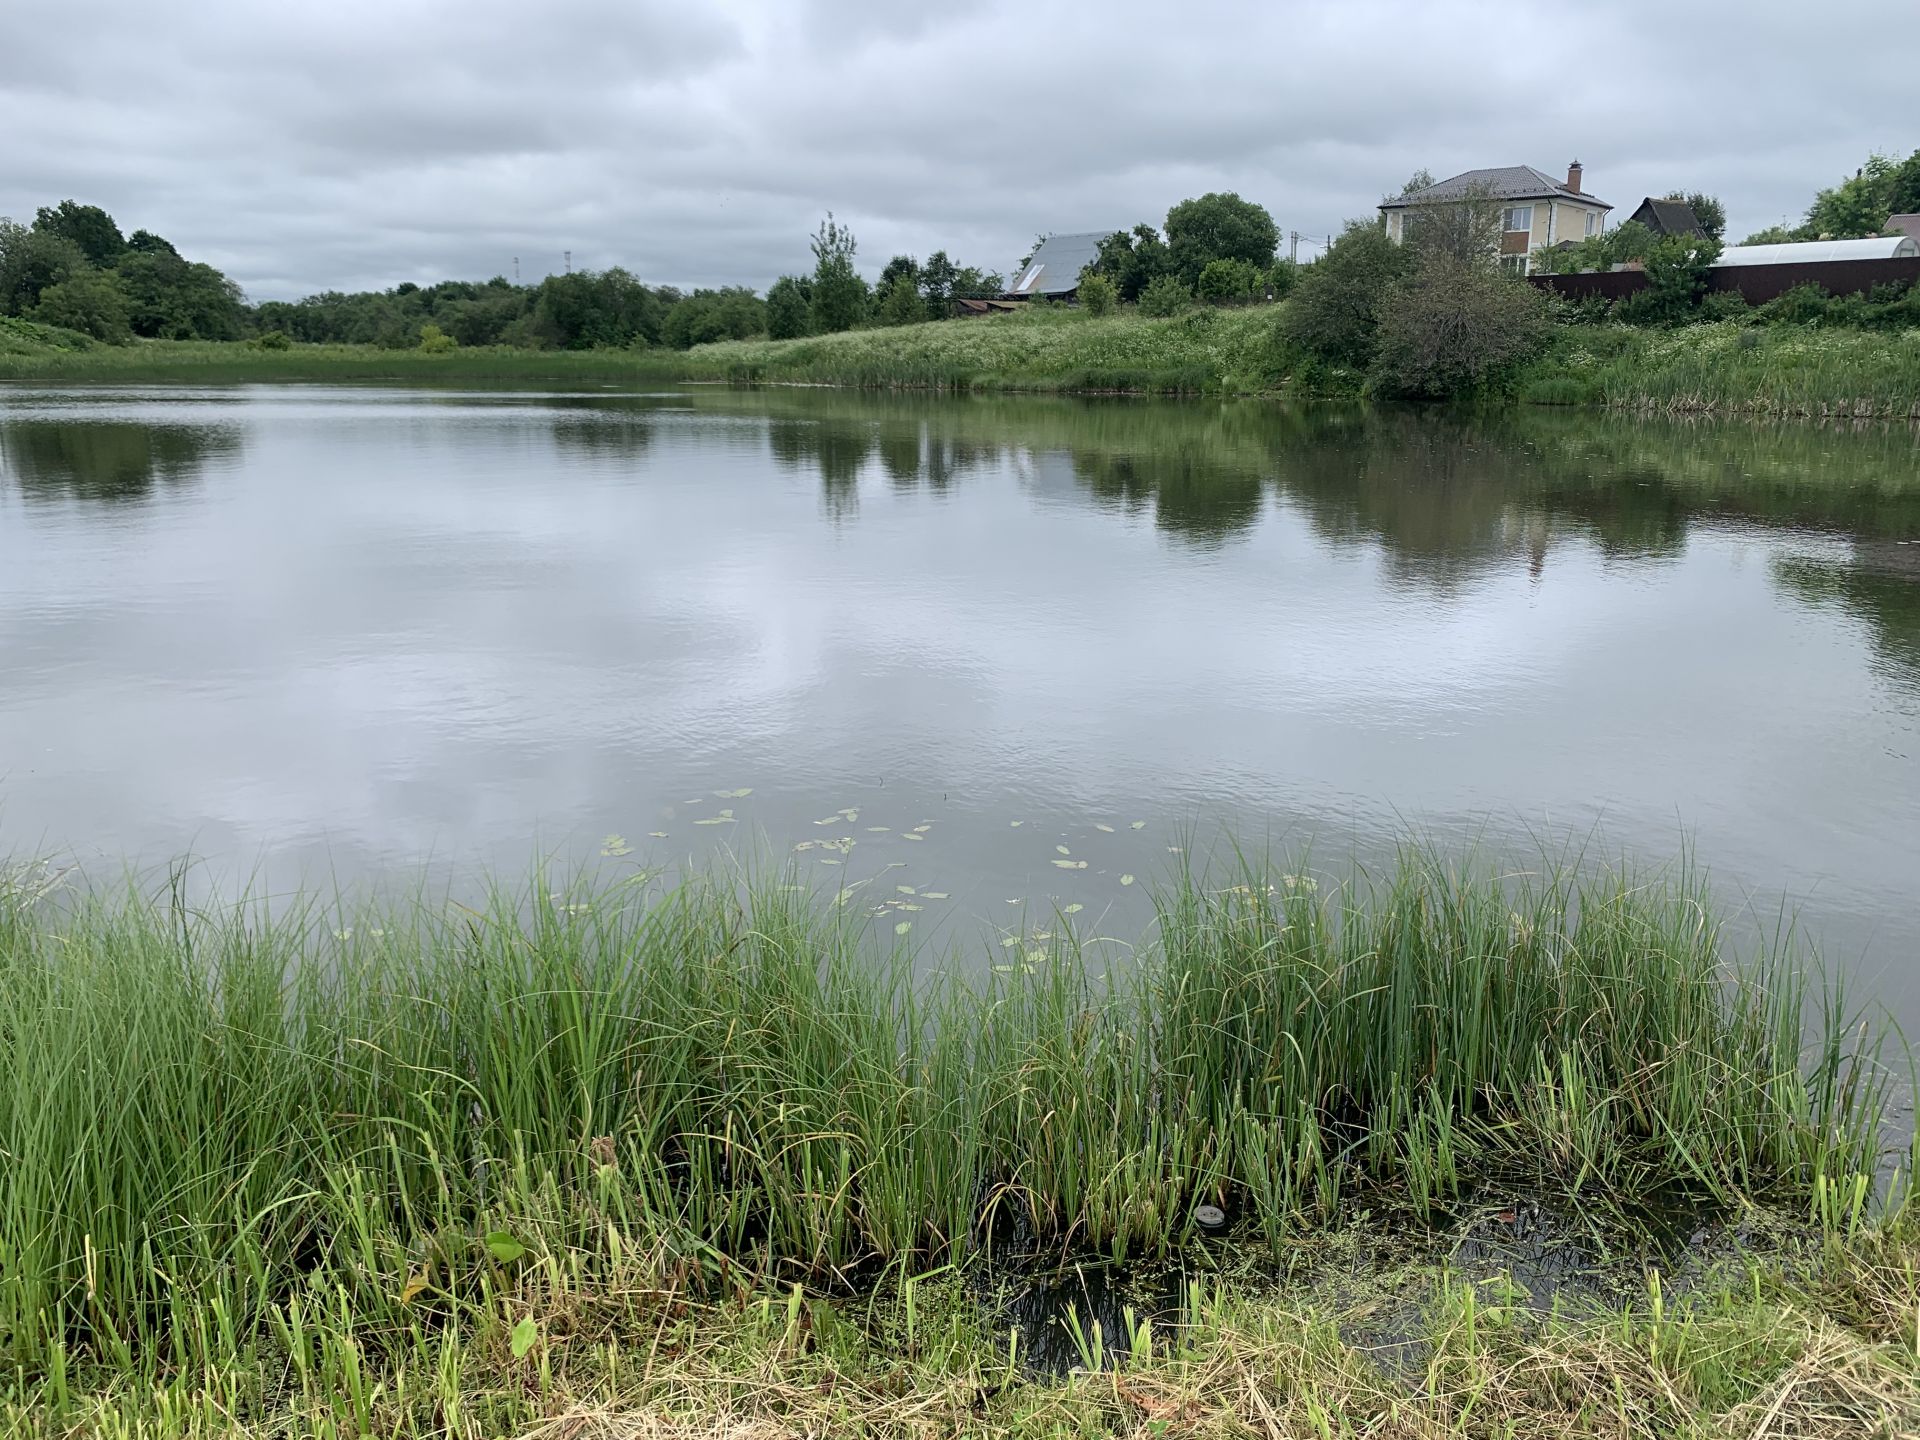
[2, 0, 1913, 300]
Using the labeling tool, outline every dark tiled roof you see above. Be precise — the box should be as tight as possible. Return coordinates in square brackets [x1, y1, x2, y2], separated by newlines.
[1380, 165, 1609, 211]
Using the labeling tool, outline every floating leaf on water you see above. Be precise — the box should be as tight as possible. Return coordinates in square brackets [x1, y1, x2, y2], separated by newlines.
[1063, 903, 1084, 914]
[922, 891, 949, 900]
[897, 885, 916, 895]
[867, 826, 890, 833]
[899, 903, 923, 912]
[684, 798, 704, 805]
[714, 788, 754, 799]
[1006, 898, 1022, 904]
[1131, 821, 1146, 830]
[1095, 823, 1115, 833]
[1168, 847, 1183, 854]
[793, 841, 816, 852]
[1120, 874, 1136, 887]
[913, 824, 932, 834]
[1033, 931, 1053, 941]
[648, 831, 668, 839]
[1009, 820, 1024, 827]
[894, 921, 913, 936]
[1056, 845, 1071, 856]
[510, 1316, 538, 1359]
[1051, 859, 1087, 870]
[819, 858, 842, 866]
[839, 808, 860, 820]
[901, 833, 924, 842]
[1026, 950, 1048, 965]
[1000, 937, 1021, 948]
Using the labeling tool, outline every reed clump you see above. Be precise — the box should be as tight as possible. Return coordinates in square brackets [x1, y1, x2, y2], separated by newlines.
[0, 851, 1901, 1422]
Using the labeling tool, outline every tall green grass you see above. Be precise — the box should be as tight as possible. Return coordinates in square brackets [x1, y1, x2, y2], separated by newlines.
[1522, 322, 1920, 418]
[0, 852, 1896, 1394]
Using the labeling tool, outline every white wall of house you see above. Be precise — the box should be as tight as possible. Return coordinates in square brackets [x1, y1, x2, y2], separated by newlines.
[1384, 197, 1609, 274]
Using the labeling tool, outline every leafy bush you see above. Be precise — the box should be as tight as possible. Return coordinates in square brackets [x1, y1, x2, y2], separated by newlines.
[1612, 233, 1721, 325]
[29, 267, 132, 343]
[1696, 291, 1750, 323]
[252, 329, 293, 351]
[1196, 257, 1264, 305]
[1137, 274, 1192, 317]
[1077, 271, 1117, 316]
[1280, 220, 1411, 369]
[1369, 256, 1549, 400]
[417, 322, 457, 353]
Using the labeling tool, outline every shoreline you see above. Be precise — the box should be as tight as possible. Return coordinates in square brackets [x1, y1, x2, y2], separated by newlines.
[6, 309, 1919, 419]
[3, 854, 1913, 1434]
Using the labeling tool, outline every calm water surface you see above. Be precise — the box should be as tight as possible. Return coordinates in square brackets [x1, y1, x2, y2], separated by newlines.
[1, 385, 1916, 1020]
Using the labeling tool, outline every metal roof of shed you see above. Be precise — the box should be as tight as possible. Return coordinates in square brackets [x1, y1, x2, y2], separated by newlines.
[1715, 236, 1918, 266]
[1008, 231, 1117, 295]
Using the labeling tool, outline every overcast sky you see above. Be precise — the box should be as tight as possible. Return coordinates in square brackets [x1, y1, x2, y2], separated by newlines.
[2, 0, 1914, 302]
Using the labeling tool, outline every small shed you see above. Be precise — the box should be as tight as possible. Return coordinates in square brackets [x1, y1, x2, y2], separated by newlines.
[1006, 231, 1117, 300]
[1626, 197, 1706, 239]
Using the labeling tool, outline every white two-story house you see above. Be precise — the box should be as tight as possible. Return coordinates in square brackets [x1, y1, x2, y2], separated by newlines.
[1379, 161, 1611, 275]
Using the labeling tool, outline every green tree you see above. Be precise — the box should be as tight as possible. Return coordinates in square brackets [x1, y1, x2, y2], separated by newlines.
[30, 267, 133, 342]
[530, 268, 661, 349]
[0, 220, 85, 315]
[1400, 183, 1503, 265]
[416, 322, 456, 353]
[917, 250, 957, 318]
[1266, 259, 1298, 298]
[808, 213, 868, 334]
[660, 287, 768, 348]
[1739, 225, 1797, 245]
[33, 201, 126, 267]
[1663, 191, 1727, 241]
[1077, 270, 1117, 316]
[766, 275, 812, 338]
[124, 229, 179, 258]
[877, 272, 925, 326]
[1369, 255, 1549, 399]
[877, 254, 919, 293]
[1803, 155, 1900, 238]
[1280, 220, 1412, 369]
[1090, 224, 1173, 302]
[1165, 192, 1279, 286]
[1137, 273, 1191, 317]
[114, 250, 245, 339]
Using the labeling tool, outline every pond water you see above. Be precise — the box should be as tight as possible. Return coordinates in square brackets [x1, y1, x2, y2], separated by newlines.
[1, 385, 1916, 1027]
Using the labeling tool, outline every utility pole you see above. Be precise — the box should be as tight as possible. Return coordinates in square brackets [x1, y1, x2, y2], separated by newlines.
[564, 250, 572, 275]
[513, 256, 520, 283]
[1289, 230, 1299, 264]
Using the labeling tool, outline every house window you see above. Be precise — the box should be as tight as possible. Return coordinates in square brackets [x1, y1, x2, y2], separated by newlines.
[1502, 205, 1533, 233]
[1499, 254, 1529, 277]
[1585, 211, 1598, 237]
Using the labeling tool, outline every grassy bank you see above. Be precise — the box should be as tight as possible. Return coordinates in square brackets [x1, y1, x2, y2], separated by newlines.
[1, 850, 1907, 1435]
[1521, 322, 1920, 419]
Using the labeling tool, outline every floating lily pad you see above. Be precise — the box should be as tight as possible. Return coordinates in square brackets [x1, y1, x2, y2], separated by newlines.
[901, 833, 924, 842]
[1131, 821, 1146, 830]
[1063, 903, 1084, 914]
[714, 788, 754, 799]
[897, 885, 916, 895]
[1009, 820, 1023, 828]
[1095, 823, 1115, 833]
[1121, 874, 1136, 887]
[922, 891, 949, 900]
[899, 903, 923, 912]
[1056, 845, 1071, 856]
[600, 834, 634, 858]
[894, 921, 912, 936]
[912, 824, 932, 834]
[1051, 859, 1087, 870]
[648, 831, 668, 839]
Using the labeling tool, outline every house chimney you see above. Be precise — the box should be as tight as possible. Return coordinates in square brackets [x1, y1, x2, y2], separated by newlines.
[1566, 159, 1584, 193]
